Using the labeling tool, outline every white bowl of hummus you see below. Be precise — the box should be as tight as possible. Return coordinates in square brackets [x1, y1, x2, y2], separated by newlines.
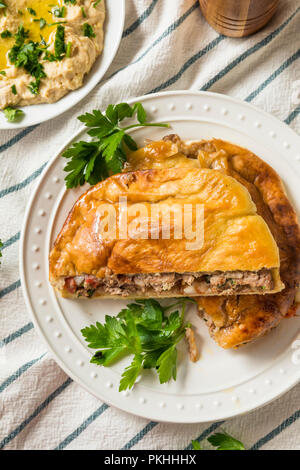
[0, 0, 125, 128]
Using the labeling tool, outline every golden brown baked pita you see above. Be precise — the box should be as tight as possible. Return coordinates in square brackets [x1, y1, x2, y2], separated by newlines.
[49, 166, 283, 299]
[157, 135, 300, 349]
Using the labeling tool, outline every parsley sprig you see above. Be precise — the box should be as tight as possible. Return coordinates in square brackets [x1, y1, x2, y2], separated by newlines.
[192, 431, 246, 451]
[62, 102, 170, 188]
[82, 299, 194, 391]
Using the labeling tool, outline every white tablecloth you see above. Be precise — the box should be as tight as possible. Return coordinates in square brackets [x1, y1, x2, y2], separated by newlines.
[0, 0, 300, 450]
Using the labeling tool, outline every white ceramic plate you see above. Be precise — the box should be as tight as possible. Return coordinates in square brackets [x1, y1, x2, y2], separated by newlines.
[20, 91, 300, 423]
[0, 0, 125, 130]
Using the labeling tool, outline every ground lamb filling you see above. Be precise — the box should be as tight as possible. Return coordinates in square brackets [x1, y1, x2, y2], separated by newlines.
[63, 269, 274, 297]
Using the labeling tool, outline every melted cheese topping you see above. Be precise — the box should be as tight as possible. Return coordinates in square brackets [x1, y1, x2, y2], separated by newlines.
[0, 0, 65, 71]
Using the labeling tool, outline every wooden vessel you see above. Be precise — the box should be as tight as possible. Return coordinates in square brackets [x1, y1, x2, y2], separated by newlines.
[199, 0, 280, 37]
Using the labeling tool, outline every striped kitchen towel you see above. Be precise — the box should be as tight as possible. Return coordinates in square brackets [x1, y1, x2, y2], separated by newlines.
[0, 0, 300, 450]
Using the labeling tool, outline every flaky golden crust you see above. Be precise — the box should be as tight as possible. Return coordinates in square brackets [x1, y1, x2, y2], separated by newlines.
[185, 138, 300, 348]
[49, 166, 282, 297]
[127, 136, 300, 347]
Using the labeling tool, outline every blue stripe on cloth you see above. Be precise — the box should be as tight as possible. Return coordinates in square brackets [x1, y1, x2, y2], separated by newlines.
[108, 1, 199, 80]
[149, 35, 225, 94]
[122, 421, 158, 450]
[0, 322, 34, 348]
[185, 421, 225, 450]
[2, 232, 20, 250]
[245, 49, 300, 102]
[55, 404, 109, 450]
[0, 353, 46, 393]
[0, 125, 37, 154]
[0, 377, 73, 449]
[0, 162, 47, 199]
[284, 105, 300, 125]
[0, 279, 21, 299]
[251, 409, 300, 450]
[122, 0, 159, 38]
[200, 6, 300, 92]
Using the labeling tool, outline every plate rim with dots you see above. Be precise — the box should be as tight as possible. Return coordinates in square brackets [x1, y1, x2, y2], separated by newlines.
[20, 90, 300, 423]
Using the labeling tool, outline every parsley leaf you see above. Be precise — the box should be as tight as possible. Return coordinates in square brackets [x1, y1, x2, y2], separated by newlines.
[1, 29, 12, 38]
[94, 0, 102, 7]
[34, 18, 47, 29]
[44, 25, 66, 62]
[83, 23, 95, 38]
[65, 41, 72, 57]
[207, 432, 246, 450]
[62, 102, 170, 188]
[52, 6, 66, 18]
[0, 2, 7, 9]
[54, 24, 66, 57]
[0, 239, 2, 263]
[27, 7, 36, 16]
[191, 440, 202, 450]
[82, 298, 194, 391]
[191, 431, 246, 451]
[119, 354, 143, 392]
[3, 106, 24, 122]
[157, 345, 178, 383]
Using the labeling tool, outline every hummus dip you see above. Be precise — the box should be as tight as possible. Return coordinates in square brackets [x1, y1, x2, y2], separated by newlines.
[0, 0, 105, 108]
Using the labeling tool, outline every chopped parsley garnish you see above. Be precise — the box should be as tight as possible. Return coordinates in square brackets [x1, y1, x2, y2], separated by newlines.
[83, 23, 95, 38]
[52, 6, 66, 18]
[64, 0, 76, 4]
[34, 18, 47, 29]
[43, 25, 66, 62]
[34, 18, 67, 29]
[11, 84, 17, 95]
[81, 6, 87, 18]
[62, 102, 170, 189]
[0, 2, 7, 9]
[54, 24, 66, 57]
[65, 41, 72, 58]
[8, 26, 46, 94]
[27, 7, 36, 16]
[94, 0, 102, 6]
[1, 29, 12, 38]
[3, 106, 24, 123]
[28, 80, 39, 95]
[82, 299, 195, 391]
[0, 70, 6, 75]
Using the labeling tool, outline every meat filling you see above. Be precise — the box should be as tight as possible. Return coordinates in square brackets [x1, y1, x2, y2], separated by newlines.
[63, 269, 274, 298]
